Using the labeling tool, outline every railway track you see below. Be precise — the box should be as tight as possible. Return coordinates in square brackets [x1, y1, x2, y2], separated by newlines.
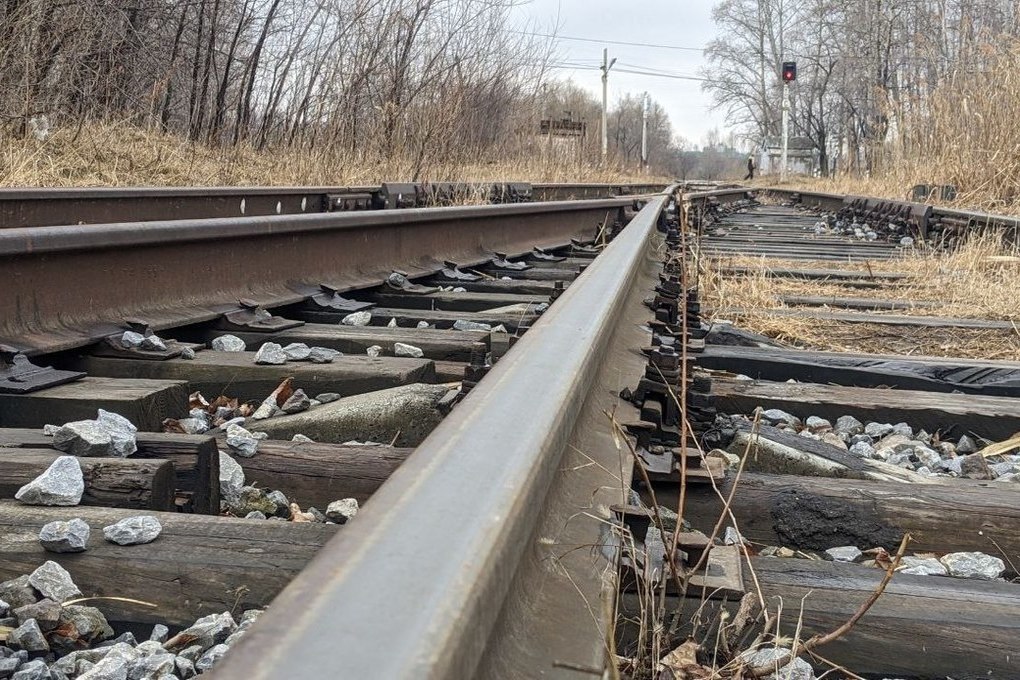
[672, 188, 1020, 677]
[1, 181, 1019, 679]
[0, 182, 668, 228]
[0, 183, 675, 679]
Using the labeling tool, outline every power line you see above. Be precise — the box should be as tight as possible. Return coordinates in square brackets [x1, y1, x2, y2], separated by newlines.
[537, 62, 709, 82]
[616, 68, 709, 82]
[513, 30, 705, 52]
[532, 60, 602, 68]
[616, 61, 697, 77]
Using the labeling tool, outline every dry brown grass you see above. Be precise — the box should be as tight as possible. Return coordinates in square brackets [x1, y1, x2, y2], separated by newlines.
[698, 233, 1020, 359]
[0, 121, 667, 187]
[756, 172, 1000, 212]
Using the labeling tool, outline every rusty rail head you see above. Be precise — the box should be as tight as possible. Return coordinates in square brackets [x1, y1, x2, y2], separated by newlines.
[0, 183, 668, 228]
[762, 187, 846, 212]
[532, 182, 669, 200]
[211, 185, 678, 680]
[2, 198, 631, 354]
[682, 186, 756, 204]
[0, 186, 372, 227]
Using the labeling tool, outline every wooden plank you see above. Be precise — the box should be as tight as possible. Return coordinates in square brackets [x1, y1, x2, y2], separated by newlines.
[432, 360, 466, 383]
[618, 558, 1020, 677]
[712, 376, 1020, 440]
[702, 241, 901, 256]
[0, 377, 188, 431]
[780, 294, 937, 311]
[716, 265, 910, 281]
[523, 256, 593, 269]
[699, 344, 1020, 396]
[706, 234, 900, 247]
[201, 324, 487, 361]
[297, 306, 539, 331]
[239, 383, 450, 447]
[357, 290, 546, 313]
[702, 248, 898, 261]
[724, 425, 930, 484]
[0, 430, 219, 514]
[677, 472, 1020, 559]
[130, 433, 220, 515]
[73, 352, 436, 403]
[769, 279, 894, 290]
[730, 423, 864, 476]
[723, 306, 1016, 330]
[421, 277, 559, 296]
[702, 243, 902, 259]
[741, 557, 1020, 677]
[0, 501, 336, 626]
[238, 440, 413, 508]
[0, 450, 175, 511]
[481, 267, 578, 281]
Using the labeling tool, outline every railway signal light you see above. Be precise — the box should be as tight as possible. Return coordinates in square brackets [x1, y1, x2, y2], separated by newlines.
[782, 61, 797, 83]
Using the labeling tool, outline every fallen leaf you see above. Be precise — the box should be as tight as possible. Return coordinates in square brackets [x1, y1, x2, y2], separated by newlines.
[162, 418, 186, 434]
[164, 632, 202, 652]
[289, 502, 314, 523]
[209, 395, 238, 412]
[660, 640, 699, 667]
[657, 640, 714, 679]
[864, 546, 892, 570]
[269, 377, 294, 408]
[189, 391, 210, 409]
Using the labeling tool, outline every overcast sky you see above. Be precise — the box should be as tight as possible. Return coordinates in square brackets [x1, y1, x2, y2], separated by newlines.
[513, 0, 730, 147]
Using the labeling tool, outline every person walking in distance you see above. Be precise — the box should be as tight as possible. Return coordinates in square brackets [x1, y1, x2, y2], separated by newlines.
[744, 155, 755, 180]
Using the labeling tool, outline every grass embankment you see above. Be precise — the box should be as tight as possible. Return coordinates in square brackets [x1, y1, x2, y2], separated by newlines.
[0, 121, 667, 187]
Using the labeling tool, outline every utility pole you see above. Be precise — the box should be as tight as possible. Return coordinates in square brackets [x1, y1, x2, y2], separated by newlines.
[600, 48, 616, 159]
[640, 92, 649, 173]
[780, 61, 797, 181]
[780, 81, 789, 181]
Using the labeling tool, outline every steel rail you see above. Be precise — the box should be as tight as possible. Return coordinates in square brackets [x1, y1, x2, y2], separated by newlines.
[534, 182, 668, 201]
[763, 186, 1020, 236]
[213, 186, 676, 679]
[930, 205, 1020, 233]
[0, 182, 667, 228]
[2, 198, 631, 354]
[761, 187, 846, 212]
[0, 186, 372, 227]
[683, 186, 755, 203]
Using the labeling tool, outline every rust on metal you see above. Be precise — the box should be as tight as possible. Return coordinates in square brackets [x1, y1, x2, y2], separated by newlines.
[212, 186, 676, 680]
[0, 186, 355, 227]
[2, 199, 630, 354]
[0, 183, 666, 229]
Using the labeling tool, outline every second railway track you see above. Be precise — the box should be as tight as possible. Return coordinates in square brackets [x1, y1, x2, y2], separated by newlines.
[1, 182, 1019, 679]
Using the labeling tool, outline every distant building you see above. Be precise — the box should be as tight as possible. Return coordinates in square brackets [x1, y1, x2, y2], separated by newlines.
[760, 135, 819, 176]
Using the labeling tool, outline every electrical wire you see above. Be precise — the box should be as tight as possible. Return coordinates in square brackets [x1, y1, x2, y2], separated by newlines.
[513, 30, 705, 52]
[535, 62, 709, 82]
